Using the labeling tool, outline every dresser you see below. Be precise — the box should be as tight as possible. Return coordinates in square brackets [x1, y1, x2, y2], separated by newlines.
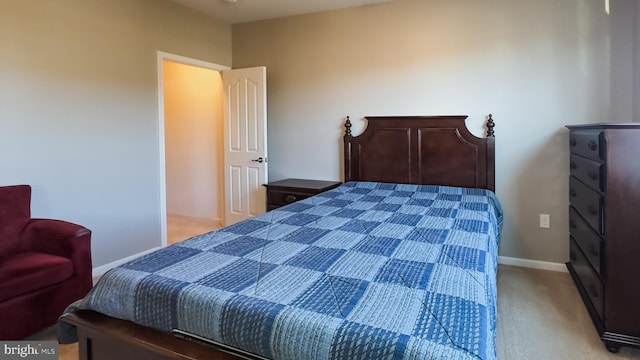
[566, 123, 640, 353]
[264, 179, 342, 211]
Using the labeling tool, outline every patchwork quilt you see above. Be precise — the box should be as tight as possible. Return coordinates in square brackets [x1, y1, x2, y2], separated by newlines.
[62, 181, 503, 360]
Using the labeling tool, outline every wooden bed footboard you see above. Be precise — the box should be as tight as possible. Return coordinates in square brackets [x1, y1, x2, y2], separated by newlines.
[61, 311, 240, 360]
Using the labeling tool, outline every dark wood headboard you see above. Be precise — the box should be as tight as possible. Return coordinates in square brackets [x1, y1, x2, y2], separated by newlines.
[343, 115, 495, 192]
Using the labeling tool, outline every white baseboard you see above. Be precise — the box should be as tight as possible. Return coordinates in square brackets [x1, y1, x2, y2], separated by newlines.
[92, 246, 162, 278]
[498, 256, 567, 272]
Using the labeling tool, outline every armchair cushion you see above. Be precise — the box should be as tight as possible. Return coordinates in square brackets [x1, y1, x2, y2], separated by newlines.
[0, 185, 31, 260]
[0, 252, 74, 302]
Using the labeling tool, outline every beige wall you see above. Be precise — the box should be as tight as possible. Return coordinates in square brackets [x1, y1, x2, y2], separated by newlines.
[0, 0, 231, 268]
[163, 61, 224, 221]
[233, 0, 636, 264]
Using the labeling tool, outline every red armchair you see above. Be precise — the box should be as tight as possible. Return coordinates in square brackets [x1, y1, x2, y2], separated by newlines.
[0, 185, 92, 339]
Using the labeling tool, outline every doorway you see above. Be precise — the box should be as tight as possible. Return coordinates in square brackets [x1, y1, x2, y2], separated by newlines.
[157, 52, 230, 246]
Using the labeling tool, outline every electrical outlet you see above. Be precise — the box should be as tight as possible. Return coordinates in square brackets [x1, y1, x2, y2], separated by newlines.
[540, 214, 550, 228]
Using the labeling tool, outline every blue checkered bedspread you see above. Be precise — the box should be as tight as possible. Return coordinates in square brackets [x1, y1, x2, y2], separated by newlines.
[64, 181, 503, 360]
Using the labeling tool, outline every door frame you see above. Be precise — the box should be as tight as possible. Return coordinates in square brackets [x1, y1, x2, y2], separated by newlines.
[156, 51, 230, 247]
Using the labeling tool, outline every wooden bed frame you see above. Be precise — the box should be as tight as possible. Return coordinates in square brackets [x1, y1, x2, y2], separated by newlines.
[61, 114, 496, 360]
[344, 115, 495, 191]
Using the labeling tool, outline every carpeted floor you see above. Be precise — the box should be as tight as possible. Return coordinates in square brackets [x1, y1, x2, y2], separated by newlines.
[28, 264, 640, 360]
[496, 265, 640, 359]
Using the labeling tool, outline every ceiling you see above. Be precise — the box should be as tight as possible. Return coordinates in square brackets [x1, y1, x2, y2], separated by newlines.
[170, 0, 392, 24]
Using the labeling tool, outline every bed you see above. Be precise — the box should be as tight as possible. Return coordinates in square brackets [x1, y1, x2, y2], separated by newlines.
[59, 114, 501, 360]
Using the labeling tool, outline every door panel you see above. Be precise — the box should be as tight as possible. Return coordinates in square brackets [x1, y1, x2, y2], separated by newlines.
[229, 165, 242, 214]
[223, 67, 267, 225]
[247, 166, 261, 216]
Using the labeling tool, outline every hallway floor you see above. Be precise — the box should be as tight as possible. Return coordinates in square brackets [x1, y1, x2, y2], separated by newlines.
[167, 213, 221, 244]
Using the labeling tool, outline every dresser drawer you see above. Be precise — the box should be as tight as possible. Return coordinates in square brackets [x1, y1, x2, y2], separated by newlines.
[569, 154, 604, 193]
[569, 207, 603, 276]
[264, 179, 342, 211]
[569, 176, 603, 234]
[268, 190, 313, 208]
[569, 130, 604, 161]
[570, 237, 604, 321]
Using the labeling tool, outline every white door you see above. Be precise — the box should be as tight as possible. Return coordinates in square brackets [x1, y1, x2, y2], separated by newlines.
[222, 66, 267, 225]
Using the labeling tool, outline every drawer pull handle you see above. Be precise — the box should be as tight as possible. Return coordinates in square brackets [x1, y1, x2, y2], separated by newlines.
[570, 138, 577, 147]
[588, 140, 598, 151]
[570, 220, 577, 229]
[285, 195, 297, 203]
[587, 205, 598, 216]
[570, 161, 577, 170]
[588, 284, 599, 298]
[570, 188, 577, 197]
[588, 171, 598, 180]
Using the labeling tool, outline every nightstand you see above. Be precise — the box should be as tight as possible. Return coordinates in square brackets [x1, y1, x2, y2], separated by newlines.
[264, 178, 342, 211]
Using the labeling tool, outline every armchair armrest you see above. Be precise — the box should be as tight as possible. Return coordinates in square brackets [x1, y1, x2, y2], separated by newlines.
[21, 219, 92, 283]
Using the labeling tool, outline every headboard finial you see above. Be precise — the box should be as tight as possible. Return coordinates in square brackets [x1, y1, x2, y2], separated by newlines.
[345, 116, 352, 137]
[486, 114, 495, 137]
